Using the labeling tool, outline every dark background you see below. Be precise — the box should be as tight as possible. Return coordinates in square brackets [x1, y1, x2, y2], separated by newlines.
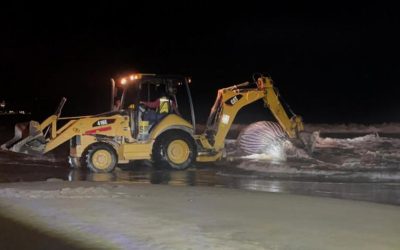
[1, 2, 399, 124]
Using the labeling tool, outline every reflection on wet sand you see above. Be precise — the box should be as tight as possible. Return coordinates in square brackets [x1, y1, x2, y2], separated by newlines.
[67, 168, 217, 186]
[65, 167, 400, 205]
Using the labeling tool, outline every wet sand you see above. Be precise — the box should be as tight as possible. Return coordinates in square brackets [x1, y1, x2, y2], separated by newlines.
[0, 181, 399, 249]
[1, 122, 400, 248]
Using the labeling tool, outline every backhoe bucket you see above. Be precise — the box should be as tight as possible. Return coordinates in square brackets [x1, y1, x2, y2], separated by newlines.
[291, 131, 319, 154]
[1, 121, 46, 155]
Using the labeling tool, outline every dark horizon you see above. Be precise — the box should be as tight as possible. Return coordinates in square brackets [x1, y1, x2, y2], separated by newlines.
[1, 3, 399, 124]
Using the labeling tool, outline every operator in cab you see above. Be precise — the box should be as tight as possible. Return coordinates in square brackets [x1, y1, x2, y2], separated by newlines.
[140, 85, 180, 123]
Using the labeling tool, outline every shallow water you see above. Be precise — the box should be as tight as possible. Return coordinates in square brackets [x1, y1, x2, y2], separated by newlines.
[1, 149, 400, 205]
[1, 127, 400, 205]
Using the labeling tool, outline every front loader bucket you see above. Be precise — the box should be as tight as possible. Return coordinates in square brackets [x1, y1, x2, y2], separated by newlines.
[1, 121, 46, 155]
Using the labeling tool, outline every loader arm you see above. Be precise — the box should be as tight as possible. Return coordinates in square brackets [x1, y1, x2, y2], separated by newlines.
[199, 76, 304, 156]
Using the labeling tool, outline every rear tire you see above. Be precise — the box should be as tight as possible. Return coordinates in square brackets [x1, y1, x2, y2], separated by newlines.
[152, 130, 196, 170]
[85, 143, 118, 173]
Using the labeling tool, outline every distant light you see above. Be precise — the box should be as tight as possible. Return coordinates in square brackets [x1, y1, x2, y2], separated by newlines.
[121, 78, 127, 85]
[129, 75, 135, 80]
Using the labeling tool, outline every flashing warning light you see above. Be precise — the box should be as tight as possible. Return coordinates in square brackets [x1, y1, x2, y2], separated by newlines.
[120, 73, 144, 85]
[130, 74, 139, 80]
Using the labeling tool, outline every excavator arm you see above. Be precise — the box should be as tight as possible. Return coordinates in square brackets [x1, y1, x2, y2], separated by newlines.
[197, 75, 306, 161]
[260, 77, 304, 138]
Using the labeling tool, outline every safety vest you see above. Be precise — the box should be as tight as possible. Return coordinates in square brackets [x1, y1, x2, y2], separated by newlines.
[159, 97, 170, 114]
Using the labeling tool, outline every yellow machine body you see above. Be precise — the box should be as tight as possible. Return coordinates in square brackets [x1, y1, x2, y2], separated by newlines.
[59, 114, 193, 164]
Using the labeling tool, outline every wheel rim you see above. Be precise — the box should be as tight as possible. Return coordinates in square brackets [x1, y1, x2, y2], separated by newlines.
[92, 149, 112, 170]
[167, 139, 190, 165]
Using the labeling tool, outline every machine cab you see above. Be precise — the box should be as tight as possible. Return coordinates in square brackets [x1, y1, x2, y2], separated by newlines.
[111, 74, 196, 141]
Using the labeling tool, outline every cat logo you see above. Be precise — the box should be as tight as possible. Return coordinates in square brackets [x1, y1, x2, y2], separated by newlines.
[225, 94, 243, 106]
[230, 96, 239, 105]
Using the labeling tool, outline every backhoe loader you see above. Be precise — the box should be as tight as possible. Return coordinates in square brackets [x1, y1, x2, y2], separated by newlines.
[1, 73, 311, 172]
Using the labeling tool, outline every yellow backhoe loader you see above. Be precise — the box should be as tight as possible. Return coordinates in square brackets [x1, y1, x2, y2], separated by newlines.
[1, 73, 311, 172]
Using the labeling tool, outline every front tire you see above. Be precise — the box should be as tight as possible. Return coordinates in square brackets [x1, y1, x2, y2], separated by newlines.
[152, 130, 196, 170]
[85, 143, 118, 173]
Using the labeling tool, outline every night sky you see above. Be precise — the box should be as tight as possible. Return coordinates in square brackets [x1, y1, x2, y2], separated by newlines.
[1, 2, 399, 124]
